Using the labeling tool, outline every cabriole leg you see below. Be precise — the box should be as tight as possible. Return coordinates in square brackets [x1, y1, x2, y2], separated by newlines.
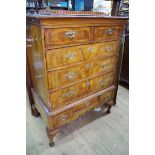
[106, 101, 114, 114]
[31, 104, 40, 117]
[46, 127, 58, 147]
[113, 100, 117, 105]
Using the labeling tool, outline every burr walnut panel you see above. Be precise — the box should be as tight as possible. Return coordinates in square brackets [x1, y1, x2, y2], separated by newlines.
[44, 27, 91, 49]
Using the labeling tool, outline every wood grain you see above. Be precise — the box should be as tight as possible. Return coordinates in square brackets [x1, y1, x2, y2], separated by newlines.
[26, 14, 128, 146]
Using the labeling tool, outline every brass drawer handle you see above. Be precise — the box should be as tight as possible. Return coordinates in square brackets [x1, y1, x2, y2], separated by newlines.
[104, 47, 112, 52]
[88, 46, 95, 52]
[101, 64, 109, 68]
[65, 30, 77, 39]
[65, 72, 76, 80]
[63, 90, 74, 97]
[105, 28, 113, 35]
[58, 114, 68, 121]
[100, 80, 105, 86]
[86, 63, 93, 69]
[65, 53, 76, 60]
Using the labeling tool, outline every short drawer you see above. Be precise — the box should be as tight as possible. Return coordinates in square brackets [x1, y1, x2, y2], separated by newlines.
[44, 27, 91, 49]
[46, 46, 84, 69]
[96, 41, 120, 59]
[47, 65, 86, 90]
[84, 57, 118, 77]
[93, 26, 122, 42]
[46, 41, 119, 69]
[52, 109, 73, 129]
[88, 72, 115, 93]
[47, 57, 117, 90]
[49, 80, 90, 109]
[49, 72, 115, 109]
[99, 89, 114, 104]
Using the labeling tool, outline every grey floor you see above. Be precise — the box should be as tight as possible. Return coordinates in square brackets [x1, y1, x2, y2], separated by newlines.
[26, 85, 129, 155]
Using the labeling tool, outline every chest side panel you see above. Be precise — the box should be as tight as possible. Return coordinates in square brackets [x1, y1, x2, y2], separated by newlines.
[26, 23, 49, 108]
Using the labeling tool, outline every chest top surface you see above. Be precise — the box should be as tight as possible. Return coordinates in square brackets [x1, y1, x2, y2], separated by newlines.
[26, 14, 128, 26]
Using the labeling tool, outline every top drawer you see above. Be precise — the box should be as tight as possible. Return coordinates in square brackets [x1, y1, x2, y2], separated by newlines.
[94, 26, 122, 42]
[44, 27, 91, 49]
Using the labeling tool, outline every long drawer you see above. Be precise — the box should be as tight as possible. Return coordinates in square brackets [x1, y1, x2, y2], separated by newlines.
[51, 89, 114, 129]
[49, 71, 115, 109]
[46, 41, 119, 70]
[47, 57, 117, 90]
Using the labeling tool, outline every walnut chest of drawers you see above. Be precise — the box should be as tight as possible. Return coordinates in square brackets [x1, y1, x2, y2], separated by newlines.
[26, 14, 127, 147]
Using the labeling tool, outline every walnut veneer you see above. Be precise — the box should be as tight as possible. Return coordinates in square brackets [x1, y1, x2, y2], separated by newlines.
[26, 14, 127, 147]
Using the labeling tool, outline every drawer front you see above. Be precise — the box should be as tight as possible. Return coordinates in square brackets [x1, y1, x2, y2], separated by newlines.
[49, 72, 115, 109]
[46, 46, 84, 69]
[85, 57, 118, 77]
[83, 41, 119, 60]
[44, 27, 91, 49]
[89, 72, 115, 93]
[73, 98, 99, 119]
[46, 41, 119, 69]
[52, 109, 73, 129]
[96, 41, 119, 58]
[99, 89, 114, 104]
[49, 81, 89, 109]
[47, 65, 86, 90]
[94, 26, 122, 42]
